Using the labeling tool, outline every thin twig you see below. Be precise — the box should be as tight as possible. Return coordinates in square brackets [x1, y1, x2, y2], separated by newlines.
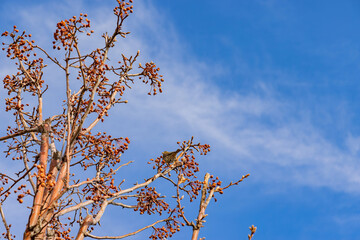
[85, 218, 171, 239]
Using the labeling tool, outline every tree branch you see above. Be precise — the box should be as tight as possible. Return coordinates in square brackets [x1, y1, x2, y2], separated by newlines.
[0, 203, 12, 240]
[0, 126, 40, 141]
[84, 218, 171, 239]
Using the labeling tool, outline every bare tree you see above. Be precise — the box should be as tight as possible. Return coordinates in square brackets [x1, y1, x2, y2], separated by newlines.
[0, 1, 251, 239]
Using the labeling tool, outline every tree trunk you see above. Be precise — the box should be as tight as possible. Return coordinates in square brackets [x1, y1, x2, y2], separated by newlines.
[24, 122, 50, 239]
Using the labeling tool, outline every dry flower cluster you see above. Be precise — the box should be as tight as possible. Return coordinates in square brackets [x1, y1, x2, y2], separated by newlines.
[0, 0, 254, 239]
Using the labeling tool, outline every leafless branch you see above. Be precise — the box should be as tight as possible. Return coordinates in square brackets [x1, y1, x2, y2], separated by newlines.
[85, 218, 172, 239]
[0, 203, 12, 240]
[0, 126, 40, 141]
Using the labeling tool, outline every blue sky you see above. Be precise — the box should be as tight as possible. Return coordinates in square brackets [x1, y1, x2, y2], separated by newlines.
[1, 0, 360, 239]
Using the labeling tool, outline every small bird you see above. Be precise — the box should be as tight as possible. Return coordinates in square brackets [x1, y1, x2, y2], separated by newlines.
[162, 149, 181, 164]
